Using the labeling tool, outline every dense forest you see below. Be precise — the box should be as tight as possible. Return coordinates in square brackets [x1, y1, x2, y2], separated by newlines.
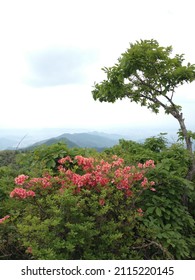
[0, 134, 194, 259]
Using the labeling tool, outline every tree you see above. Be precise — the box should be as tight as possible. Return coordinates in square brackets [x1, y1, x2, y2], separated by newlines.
[92, 39, 195, 181]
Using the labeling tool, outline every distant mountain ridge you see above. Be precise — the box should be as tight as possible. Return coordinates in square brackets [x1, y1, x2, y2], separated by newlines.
[25, 132, 120, 150]
[27, 136, 79, 149]
[56, 133, 118, 148]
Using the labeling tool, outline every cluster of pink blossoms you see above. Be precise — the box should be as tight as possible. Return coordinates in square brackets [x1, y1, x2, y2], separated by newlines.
[58, 155, 95, 171]
[111, 155, 124, 167]
[137, 160, 155, 169]
[27, 176, 52, 189]
[0, 215, 10, 224]
[14, 174, 29, 185]
[11, 173, 53, 200]
[75, 155, 94, 171]
[64, 169, 109, 189]
[56, 155, 156, 196]
[10, 156, 156, 210]
[14, 174, 51, 188]
[137, 208, 144, 216]
[10, 188, 35, 199]
[58, 156, 73, 164]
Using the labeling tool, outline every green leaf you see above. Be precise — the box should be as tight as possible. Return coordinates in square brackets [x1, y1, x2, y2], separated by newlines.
[146, 207, 155, 214]
[46, 159, 56, 168]
[155, 207, 162, 217]
[164, 224, 172, 230]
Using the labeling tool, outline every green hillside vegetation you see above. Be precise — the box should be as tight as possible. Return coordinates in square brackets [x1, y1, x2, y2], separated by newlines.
[0, 136, 194, 260]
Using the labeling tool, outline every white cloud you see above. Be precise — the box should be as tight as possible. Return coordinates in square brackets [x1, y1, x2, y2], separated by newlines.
[0, 0, 195, 134]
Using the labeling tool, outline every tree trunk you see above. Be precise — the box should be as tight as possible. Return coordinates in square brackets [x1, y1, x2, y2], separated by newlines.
[173, 112, 195, 207]
[177, 114, 195, 177]
[178, 116, 193, 154]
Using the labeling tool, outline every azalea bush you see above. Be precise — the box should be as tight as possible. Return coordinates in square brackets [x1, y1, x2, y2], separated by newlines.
[103, 138, 195, 259]
[1, 140, 194, 260]
[1, 154, 162, 260]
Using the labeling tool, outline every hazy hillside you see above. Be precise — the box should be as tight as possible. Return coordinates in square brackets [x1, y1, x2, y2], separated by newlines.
[88, 131, 126, 140]
[57, 133, 118, 148]
[24, 132, 119, 150]
[25, 136, 79, 150]
[0, 127, 180, 151]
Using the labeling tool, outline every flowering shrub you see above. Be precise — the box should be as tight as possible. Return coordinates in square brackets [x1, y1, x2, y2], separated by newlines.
[10, 155, 155, 203]
[2, 155, 160, 260]
[1, 141, 194, 260]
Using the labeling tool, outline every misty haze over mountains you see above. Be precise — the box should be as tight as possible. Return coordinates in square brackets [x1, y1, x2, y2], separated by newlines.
[0, 126, 179, 151]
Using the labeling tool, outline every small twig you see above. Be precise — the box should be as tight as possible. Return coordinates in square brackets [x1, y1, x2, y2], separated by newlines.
[15, 134, 28, 151]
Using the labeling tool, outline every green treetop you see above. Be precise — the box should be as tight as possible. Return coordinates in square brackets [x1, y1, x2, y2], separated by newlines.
[92, 39, 195, 180]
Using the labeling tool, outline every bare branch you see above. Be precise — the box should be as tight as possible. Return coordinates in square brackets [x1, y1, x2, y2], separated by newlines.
[132, 239, 174, 259]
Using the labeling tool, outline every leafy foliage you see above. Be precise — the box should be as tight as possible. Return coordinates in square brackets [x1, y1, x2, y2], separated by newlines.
[92, 39, 195, 111]
[1, 150, 158, 260]
[0, 139, 194, 260]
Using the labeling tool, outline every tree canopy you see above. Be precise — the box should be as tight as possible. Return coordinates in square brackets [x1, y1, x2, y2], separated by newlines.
[92, 39, 195, 111]
[92, 39, 195, 180]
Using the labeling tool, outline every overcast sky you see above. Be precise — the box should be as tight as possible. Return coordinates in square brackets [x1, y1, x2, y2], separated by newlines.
[0, 0, 195, 136]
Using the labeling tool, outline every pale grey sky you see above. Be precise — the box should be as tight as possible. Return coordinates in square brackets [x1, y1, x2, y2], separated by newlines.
[0, 0, 195, 134]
